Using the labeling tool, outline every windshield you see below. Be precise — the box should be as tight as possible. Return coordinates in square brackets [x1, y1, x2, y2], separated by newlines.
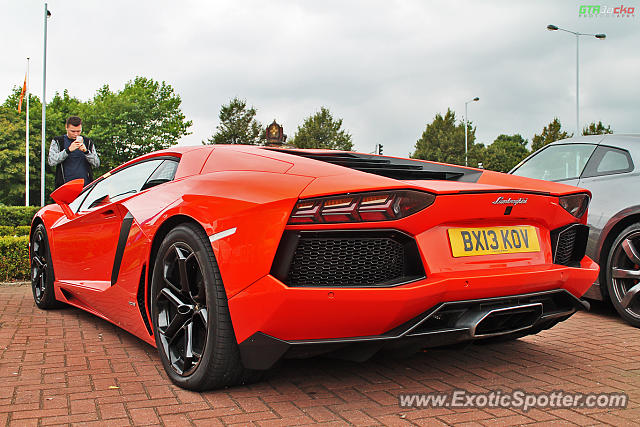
[511, 143, 597, 181]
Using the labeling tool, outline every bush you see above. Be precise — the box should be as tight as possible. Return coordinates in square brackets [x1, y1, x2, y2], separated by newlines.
[0, 206, 41, 227]
[0, 225, 30, 237]
[0, 235, 30, 281]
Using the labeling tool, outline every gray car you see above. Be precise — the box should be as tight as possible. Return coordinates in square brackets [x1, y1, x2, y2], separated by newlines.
[511, 134, 640, 327]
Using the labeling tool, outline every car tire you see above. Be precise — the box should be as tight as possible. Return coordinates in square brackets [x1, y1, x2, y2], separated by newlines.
[150, 223, 262, 390]
[605, 223, 640, 328]
[31, 224, 63, 309]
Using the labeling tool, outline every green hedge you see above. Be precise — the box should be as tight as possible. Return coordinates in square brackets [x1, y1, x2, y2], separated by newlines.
[0, 206, 41, 227]
[0, 207, 37, 281]
[0, 235, 30, 282]
[0, 226, 31, 237]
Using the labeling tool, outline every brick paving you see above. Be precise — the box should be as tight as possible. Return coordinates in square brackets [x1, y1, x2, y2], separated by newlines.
[1, 282, 639, 426]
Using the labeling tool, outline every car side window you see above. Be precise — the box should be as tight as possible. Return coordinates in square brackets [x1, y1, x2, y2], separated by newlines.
[511, 143, 597, 182]
[76, 159, 165, 212]
[581, 146, 634, 178]
[141, 159, 179, 191]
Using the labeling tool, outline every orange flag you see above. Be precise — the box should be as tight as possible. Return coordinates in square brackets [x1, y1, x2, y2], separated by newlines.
[18, 75, 27, 113]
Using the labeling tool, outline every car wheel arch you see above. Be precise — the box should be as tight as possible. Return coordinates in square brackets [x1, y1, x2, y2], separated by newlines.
[30, 217, 56, 282]
[597, 212, 640, 299]
[604, 222, 640, 327]
[30, 217, 45, 239]
[144, 214, 211, 336]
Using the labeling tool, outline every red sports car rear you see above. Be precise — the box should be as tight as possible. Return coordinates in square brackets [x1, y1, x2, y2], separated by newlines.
[30, 145, 598, 390]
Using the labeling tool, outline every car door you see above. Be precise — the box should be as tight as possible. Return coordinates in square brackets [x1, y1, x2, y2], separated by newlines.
[51, 159, 165, 289]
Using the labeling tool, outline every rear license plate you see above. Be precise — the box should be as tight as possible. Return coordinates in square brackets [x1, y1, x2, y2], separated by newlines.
[448, 225, 540, 257]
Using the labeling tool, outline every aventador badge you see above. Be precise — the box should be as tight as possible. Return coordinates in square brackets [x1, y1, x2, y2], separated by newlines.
[492, 196, 528, 205]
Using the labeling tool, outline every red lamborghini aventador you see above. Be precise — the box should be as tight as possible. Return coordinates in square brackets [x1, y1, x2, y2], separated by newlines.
[30, 145, 598, 390]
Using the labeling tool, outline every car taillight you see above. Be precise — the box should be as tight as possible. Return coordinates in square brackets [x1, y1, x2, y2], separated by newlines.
[559, 193, 590, 218]
[288, 190, 436, 224]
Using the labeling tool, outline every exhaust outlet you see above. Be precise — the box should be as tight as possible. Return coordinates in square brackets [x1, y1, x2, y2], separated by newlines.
[458, 303, 543, 338]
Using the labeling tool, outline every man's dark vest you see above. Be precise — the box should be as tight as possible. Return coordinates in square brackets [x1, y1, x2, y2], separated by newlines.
[53, 136, 94, 188]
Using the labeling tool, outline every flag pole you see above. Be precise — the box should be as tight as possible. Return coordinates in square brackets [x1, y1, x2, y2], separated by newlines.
[41, 3, 49, 207]
[26, 57, 30, 206]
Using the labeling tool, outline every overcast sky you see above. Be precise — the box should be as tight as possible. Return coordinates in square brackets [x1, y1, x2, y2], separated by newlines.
[2, 0, 638, 157]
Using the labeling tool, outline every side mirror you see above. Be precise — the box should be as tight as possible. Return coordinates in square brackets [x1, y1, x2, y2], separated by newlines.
[50, 179, 84, 218]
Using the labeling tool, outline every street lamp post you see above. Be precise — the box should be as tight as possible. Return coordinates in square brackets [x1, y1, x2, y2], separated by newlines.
[547, 24, 606, 136]
[464, 97, 479, 167]
[42, 3, 51, 206]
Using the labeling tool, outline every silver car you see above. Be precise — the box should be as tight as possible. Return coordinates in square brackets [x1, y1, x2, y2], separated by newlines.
[511, 134, 640, 327]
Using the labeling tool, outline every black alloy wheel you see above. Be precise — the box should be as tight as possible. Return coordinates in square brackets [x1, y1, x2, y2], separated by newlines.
[606, 224, 640, 328]
[30, 224, 62, 309]
[151, 223, 261, 390]
[155, 241, 208, 376]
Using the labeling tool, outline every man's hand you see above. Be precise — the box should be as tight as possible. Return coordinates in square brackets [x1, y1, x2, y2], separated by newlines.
[68, 141, 83, 152]
[69, 136, 87, 152]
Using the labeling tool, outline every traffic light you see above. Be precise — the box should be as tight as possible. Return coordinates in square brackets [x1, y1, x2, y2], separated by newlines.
[377, 144, 384, 155]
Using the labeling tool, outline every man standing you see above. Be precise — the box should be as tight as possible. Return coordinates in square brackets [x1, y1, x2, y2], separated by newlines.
[48, 116, 100, 188]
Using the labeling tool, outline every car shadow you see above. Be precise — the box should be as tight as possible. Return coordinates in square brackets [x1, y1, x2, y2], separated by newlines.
[49, 297, 635, 396]
[585, 298, 618, 317]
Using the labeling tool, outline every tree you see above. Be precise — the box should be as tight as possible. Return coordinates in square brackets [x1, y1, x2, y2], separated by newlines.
[46, 90, 84, 138]
[484, 134, 529, 172]
[0, 105, 43, 205]
[412, 108, 484, 167]
[207, 98, 265, 145]
[583, 121, 613, 135]
[290, 107, 353, 150]
[531, 118, 572, 152]
[0, 77, 191, 205]
[5, 87, 84, 143]
[1, 88, 57, 204]
[84, 76, 192, 173]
